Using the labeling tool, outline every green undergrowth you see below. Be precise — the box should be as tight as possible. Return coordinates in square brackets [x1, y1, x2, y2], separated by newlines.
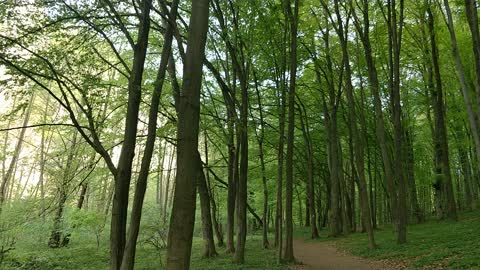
[2, 231, 285, 270]
[333, 211, 480, 269]
[189, 235, 286, 270]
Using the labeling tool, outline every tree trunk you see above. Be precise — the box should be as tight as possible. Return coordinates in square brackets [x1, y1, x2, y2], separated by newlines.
[405, 130, 424, 223]
[120, 2, 178, 269]
[333, 0, 375, 248]
[197, 154, 217, 258]
[427, 5, 457, 221]
[442, 0, 480, 193]
[298, 99, 319, 238]
[252, 70, 270, 248]
[49, 132, 77, 248]
[157, 141, 166, 206]
[165, 0, 210, 268]
[77, 183, 88, 209]
[225, 97, 237, 254]
[0, 94, 34, 209]
[387, 0, 408, 244]
[233, 49, 249, 265]
[353, 0, 398, 231]
[163, 146, 175, 223]
[110, 1, 151, 269]
[464, 0, 480, 111]
[283, 0, 299, 263]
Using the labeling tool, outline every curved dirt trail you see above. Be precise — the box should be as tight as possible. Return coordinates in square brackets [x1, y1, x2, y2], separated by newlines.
[291, 239, 388, 270]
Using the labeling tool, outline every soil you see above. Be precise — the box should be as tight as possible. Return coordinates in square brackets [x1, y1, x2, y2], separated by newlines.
[290, 239, 395, 270]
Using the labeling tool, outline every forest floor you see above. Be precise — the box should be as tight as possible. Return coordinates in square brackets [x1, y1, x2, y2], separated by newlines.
[293, 210, 480, 270]
[1, 209, 479, 269]
[291, 239, 389, 270]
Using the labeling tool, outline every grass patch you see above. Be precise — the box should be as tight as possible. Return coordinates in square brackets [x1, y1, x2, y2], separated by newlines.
[189, 235, 286, 270]
[334, 211, 480, 269]
[2, 230, 285, 270]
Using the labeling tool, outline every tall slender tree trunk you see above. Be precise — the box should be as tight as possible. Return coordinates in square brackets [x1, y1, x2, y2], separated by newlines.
[197, 154, 218, 258]
[283, 0, 299, 262]
[233, 48, 249, 266]
[334, 0, 375, 248]
[157, 141, 166, 206]
[252, 71, 270, 248]
[427, 5, 457, 221]
[275, 19, 288, 264]
[110, 2, 151, 269]
[405, 130, 423, 223]
[49, 132, 77, 248]
[163, 147, 175, 223]
[442, 0, 480, 191]
[464, 0, 480, 111]
[225, 99, 237, 254]
[298, 99, 319, 239]
[0, 94, 34, 209]
[353, 0, 398, 230]
[165, 0, 210, 268]
[459, 147, 476, 210]
[387, 0, 408, 244]
[120, 3, 178, 269]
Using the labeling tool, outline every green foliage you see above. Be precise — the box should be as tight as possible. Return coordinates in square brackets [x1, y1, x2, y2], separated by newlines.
[1, 209, 285, 270]
[138, 203, 168, 251]
[68, 209, 105, 248]
[188, 236, 286, 270]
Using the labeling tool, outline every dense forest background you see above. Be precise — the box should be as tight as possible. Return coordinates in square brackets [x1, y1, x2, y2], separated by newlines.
[0, 0, 479, 269]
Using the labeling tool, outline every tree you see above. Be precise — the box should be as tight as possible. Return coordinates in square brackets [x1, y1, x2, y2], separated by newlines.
[284, 0, 299, 262]
[165, 0, 210, 268]
[426, 3, 457, 221]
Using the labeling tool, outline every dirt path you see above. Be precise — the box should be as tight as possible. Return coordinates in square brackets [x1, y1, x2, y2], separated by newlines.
[291, 239, 389, 270]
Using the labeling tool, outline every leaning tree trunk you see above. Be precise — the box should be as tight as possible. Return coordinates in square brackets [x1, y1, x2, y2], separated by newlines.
[0, 94, 33, 209]
[119, 2, 178, 269]
[110, 2, 151, 269]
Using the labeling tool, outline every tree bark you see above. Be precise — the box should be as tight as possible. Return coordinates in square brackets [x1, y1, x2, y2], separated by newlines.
[464, 0, 480, 111]
[49, 132, 77, 248]
[283, 0, 299, 263]
[119, 2, 178, 269]
[163, 146, 175, 223]
[0, 94, 34, 209]
[442, 0, 480, 196]
[427, 5, 457, 221]
[333, 0, 375, 248]
[405, 129, 424, 223]
[165, 0, 210, 268]
[298, 99, 319, 239]
[252, 70, 270, 248]
[110, 1, 151, 269]
[352, 0, 398, 231]
[197, 153, 218, 258]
